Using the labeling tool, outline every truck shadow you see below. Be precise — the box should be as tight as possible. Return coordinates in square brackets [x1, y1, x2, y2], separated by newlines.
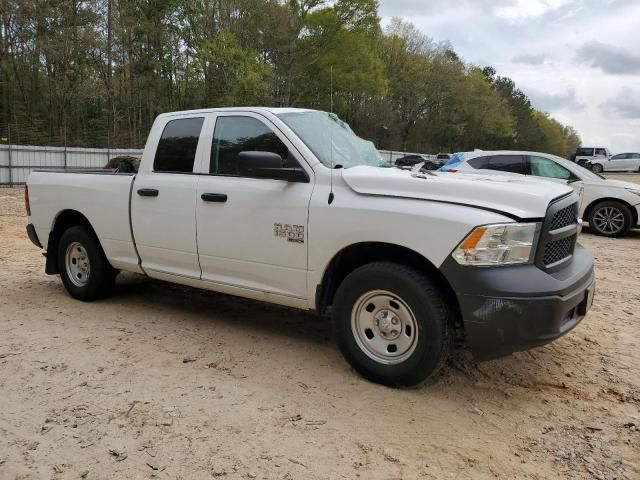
[111, 273, 333, 347]
[105, 272, 585, 395]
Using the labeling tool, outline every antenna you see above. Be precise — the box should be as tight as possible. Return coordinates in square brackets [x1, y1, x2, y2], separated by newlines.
[328, 65, 335, 204]
[330, 65, 333, 113]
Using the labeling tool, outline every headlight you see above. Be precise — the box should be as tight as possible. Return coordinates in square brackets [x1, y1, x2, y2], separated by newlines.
[452, 223, 538, 266]
[625, 188, 640, 197]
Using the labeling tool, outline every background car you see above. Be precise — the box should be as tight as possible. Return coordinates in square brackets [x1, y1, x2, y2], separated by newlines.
[395, 154, 441, 170]
[587, 152, 640, 173]
[104, 155, 140, 173]
[440, 150, 640, 237]
[572, 147, 610, 165]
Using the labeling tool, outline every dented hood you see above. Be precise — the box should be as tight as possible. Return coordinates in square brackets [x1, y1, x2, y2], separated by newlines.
[341, 166, 573, 219]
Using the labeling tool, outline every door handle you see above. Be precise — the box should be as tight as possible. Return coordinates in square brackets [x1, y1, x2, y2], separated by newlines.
[137, 188, 159, 197]
[201, 193, 227, 203]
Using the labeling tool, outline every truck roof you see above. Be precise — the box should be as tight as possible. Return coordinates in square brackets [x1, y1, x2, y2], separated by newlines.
[156, 107, 316, 118]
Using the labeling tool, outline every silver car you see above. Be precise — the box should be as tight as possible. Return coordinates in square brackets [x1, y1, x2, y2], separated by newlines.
[588, 153, 640, 173]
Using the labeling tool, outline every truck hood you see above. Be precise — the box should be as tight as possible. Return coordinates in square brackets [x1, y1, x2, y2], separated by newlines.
[342, 166, 573, 219]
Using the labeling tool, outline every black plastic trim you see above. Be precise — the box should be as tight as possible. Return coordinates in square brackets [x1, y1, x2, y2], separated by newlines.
[440, 244, 595, 360]
[26, 224, 42, 248]
[201, 193, 228, 202]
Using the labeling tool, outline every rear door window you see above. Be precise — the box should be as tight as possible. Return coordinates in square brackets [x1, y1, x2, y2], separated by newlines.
[488, 155, 526, 174]
[467, 156, 491, 169]
[154, 117, 204, 173]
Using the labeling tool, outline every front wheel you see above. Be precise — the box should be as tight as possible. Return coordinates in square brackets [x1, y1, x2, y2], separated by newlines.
[332, 262, 452, 387]
[591, 163, 603, 173]
[58, 226, 116, 301]
[588, 201, 633, 237]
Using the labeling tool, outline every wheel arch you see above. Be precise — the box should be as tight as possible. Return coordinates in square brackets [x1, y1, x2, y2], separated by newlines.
[315, 242, 463, 338]
[45, 210, 104, 274]
[584, 197, 638, 229]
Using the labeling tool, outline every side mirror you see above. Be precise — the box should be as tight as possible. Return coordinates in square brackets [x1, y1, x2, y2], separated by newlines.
[238, 151, 309, 183]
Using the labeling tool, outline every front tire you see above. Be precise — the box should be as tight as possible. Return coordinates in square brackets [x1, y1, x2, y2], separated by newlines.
[58, 226, 116, 301]
[588, 201, 633, 237]
[333, 262, 452, 387]
[591, 163, 603, 173]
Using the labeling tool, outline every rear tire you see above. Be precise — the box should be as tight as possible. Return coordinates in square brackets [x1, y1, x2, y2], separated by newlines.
[57, 226, 116, 301]
[332, 262, 452, 387]
[588, 201, 633, 237]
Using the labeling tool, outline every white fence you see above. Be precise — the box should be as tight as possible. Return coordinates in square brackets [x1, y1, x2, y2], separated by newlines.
[378, 150, 436, 165]
[0, 144, 144, 185]
[0, 144, 435, 186]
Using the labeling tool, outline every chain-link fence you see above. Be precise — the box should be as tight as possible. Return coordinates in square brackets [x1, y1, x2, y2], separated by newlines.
[0, 144, 144, 186]
[378, 150, 437, 165]
[0, 143, 434, 187]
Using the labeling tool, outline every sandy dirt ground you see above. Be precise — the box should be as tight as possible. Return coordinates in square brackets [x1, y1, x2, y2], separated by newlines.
[1, 177, 639, 480]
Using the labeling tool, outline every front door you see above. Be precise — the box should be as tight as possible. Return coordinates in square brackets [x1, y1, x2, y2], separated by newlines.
[195, 113, 314, 300]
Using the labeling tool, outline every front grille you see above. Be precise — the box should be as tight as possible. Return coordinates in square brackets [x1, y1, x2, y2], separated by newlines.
[543, 234, 577, 266]
[536, 196, 580, 270]
[550, 203, 578, 230]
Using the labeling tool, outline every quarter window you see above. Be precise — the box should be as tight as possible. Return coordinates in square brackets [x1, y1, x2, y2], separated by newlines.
[529, 156, 572, 179]
[153, 117, 204, 173]
[211, 116, 289, 175]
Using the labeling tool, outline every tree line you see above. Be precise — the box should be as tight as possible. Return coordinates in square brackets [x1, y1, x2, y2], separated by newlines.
[0, 0, 580, 156]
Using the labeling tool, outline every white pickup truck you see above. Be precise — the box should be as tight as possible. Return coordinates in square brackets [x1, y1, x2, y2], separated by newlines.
[25, 108, 595, 386]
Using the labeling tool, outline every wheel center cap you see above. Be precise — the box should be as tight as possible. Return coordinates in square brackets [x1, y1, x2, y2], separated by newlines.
[375, 310, 401, 340]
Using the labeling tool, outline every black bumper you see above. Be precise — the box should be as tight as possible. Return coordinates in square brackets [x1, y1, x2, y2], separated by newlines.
[441, 244, 595, 360]
[26, 223, 42, 248]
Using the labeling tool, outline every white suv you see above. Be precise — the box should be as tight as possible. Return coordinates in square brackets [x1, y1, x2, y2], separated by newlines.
[440, 151, 640, 237]
[573, 147, 610, 165]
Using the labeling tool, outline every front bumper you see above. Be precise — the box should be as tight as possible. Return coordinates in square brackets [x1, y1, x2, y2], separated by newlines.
[441, 244, 595, 360]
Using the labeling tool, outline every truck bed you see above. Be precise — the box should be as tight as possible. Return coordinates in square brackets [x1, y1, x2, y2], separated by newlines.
[27, 170, 142, 273]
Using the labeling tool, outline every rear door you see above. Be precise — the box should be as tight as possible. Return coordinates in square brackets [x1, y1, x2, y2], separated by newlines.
[131, 116, 205, 278]
[195, 112, 314, 301]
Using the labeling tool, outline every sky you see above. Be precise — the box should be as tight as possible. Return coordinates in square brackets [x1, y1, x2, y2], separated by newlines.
[377, 0, 640, 153]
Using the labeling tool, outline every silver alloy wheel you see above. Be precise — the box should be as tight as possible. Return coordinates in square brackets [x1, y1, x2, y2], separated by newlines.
[592, 206, 625, 235]
[592, 163, 603, 173]
[351, 290, 419, 365]
[65, 241, 91, 287]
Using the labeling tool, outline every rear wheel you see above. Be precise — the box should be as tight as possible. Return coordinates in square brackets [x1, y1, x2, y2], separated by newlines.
[588, 201, 633, 237]
[58, 226, 116, 301]
[332, 262, 452, 387]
